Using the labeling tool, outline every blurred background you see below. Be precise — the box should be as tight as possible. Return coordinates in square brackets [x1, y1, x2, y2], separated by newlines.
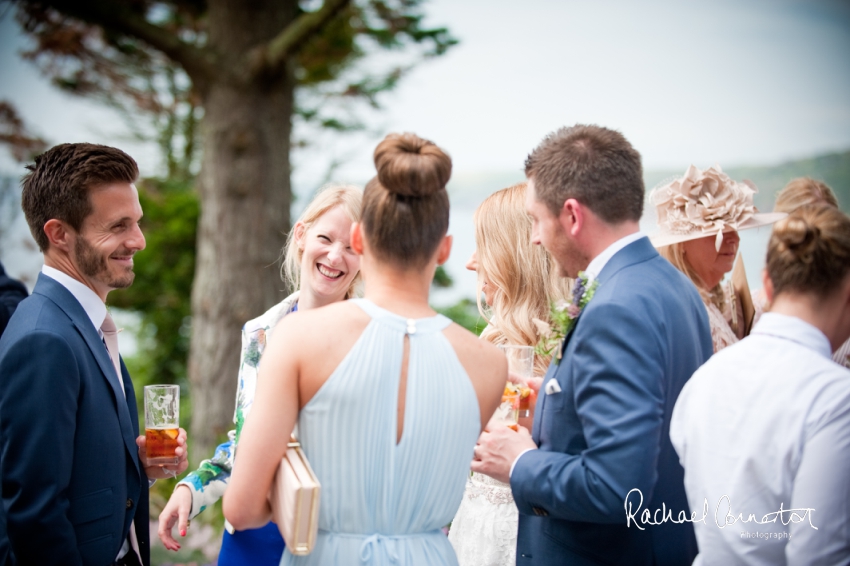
[1, 0, 848, 562]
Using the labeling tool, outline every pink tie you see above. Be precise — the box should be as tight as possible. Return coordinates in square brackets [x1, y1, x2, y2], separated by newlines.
[102, 312, 142, 562]
[101, 313, 124, 397]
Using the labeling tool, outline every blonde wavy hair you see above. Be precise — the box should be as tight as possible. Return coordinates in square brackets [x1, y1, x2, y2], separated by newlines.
[474, 182, 572, 375]
[657, 243, 725, 311]
[281, 184, 363, 298]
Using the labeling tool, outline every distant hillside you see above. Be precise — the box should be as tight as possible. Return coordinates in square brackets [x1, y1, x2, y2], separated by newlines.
[452, 150, 850, 214]
[643, 150, 850, 214]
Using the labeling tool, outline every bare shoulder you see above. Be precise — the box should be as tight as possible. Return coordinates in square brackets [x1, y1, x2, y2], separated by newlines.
[267, 301, 371, 402]
[271, 301, 368, 345]
[442, 323, 506, 389]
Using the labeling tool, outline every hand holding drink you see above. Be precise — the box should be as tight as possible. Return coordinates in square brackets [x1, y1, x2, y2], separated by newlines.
[499, 345, 534, 418]
[494, 385, 520, 431]
[144, 385, 180, 467]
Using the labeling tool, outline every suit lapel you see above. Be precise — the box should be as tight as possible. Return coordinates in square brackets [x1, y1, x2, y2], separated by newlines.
[530, 238, 657, 444]
[34, 274, 141, 474]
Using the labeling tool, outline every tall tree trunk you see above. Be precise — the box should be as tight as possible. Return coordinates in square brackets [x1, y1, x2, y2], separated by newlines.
[188, 0, 297, 458]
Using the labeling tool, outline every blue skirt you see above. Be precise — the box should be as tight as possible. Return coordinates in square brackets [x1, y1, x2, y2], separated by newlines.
[218, 522, 285, 566]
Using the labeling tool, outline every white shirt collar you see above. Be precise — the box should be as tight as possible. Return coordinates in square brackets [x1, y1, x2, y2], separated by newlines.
[584, 231, 646, 283]
[751, 312, 833, 360]
[41, 265, 107, 335]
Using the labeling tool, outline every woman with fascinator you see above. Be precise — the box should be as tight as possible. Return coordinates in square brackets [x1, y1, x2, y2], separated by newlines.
[649, 165, 785, 352]
[448, 182, 570, 566]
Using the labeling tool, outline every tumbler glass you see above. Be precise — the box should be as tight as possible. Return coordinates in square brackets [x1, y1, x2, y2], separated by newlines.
[499, 345, 534, 418]
[144, 384, 180, 466]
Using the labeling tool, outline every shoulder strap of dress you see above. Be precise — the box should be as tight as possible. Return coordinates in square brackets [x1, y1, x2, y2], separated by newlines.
[351, 298, 452, 333]
[350, 298, 383, 319]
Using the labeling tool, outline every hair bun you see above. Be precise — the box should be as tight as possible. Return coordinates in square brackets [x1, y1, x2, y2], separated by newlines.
[776, 215, 821, 264]
[373, 133, 451, 198]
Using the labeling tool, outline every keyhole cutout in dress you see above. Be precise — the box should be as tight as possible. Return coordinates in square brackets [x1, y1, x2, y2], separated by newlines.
[397, 333, 410, 445]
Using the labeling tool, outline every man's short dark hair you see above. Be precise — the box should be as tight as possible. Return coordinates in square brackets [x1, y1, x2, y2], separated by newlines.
[21, 143, 139, 251]
[524, 124, 644, 223]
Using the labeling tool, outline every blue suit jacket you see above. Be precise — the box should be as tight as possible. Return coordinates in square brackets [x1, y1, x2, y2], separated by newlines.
[0, 273, 149, 565]
[511, 237, 712, 565]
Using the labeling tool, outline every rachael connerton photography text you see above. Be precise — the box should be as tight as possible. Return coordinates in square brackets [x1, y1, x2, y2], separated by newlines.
[623, 489, 818, 531]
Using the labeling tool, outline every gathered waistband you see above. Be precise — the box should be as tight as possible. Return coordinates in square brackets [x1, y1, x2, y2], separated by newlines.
[323, 529, 443, 563]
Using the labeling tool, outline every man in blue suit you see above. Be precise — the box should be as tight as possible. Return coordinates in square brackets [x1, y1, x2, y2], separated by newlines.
[0, 143, 187, 565]
[472, 125, 712, 565]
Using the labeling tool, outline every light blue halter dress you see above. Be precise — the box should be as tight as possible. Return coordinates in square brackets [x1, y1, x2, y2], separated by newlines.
[280, 299, 481, 566]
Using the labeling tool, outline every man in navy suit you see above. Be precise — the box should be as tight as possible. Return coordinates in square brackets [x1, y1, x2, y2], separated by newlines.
[472, 125, 713, 565]
[0, 143, 188, 565]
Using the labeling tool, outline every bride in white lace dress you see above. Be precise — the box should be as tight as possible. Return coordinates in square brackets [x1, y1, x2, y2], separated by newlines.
[449, 182, 571, 566]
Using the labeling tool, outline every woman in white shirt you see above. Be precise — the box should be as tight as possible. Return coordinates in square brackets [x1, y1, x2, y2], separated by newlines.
[759, 177, 850, 368]
[670, 204, 850, 565]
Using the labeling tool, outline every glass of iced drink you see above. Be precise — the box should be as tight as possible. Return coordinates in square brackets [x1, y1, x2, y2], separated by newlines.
[493, 385, 520, 431]
[144, 384, 180, 466]
[499, 345, 534, 417]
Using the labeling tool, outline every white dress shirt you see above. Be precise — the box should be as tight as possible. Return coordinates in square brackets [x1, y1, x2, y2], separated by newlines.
[41, 266, 136, 562]
[509, 231, 646, 478]
[583, 230, 645, 284]
[671, 313, 850, 565]
[42, 266, 108, 336]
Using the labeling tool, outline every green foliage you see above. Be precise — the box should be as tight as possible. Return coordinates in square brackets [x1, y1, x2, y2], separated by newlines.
[110, 176, 198, 393]
[435, 298, 485, 336]
[432, 265, 453, 288]
[293, 0, 459, 134]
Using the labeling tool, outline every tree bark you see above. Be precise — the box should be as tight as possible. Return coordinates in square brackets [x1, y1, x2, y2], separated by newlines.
[187, 0, 298, 458]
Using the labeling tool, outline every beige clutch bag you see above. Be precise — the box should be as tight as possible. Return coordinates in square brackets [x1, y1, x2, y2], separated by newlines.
[269, 436, 320, 555]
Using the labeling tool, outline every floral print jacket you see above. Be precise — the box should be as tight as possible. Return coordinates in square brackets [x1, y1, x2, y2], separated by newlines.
[177, 291, 299, 520]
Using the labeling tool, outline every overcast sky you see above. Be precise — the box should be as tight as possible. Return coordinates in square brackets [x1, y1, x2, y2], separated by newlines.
[2, 0, 848, 298]
[2, 0, 849, 181]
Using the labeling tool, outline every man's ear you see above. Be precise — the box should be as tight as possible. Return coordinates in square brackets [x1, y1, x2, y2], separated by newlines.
[436, 235, 453, 266]
[350, 222, 364, 255]
[43, 219, 72, 252]
[561, 198, 583, 237]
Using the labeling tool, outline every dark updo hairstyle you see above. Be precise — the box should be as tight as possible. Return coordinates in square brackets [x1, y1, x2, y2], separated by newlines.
[361, 133, 451, 268]
[766, 204, 850, 298]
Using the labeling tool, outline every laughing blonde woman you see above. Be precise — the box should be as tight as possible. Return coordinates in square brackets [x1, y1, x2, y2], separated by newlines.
[157, 185, 362, 565]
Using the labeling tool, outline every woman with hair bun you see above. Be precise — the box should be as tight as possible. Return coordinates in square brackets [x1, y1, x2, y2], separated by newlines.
[761, 177, 849, 368]
[671, 204, 850, 565]
[224, 133, 506, 565]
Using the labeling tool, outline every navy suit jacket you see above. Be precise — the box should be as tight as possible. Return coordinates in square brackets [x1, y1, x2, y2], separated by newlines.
[0, 273, 149, 565]
[511, 237, 712, 566]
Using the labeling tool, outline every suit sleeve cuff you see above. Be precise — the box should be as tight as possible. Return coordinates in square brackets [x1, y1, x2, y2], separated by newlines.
[510, 448, 536, 478]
